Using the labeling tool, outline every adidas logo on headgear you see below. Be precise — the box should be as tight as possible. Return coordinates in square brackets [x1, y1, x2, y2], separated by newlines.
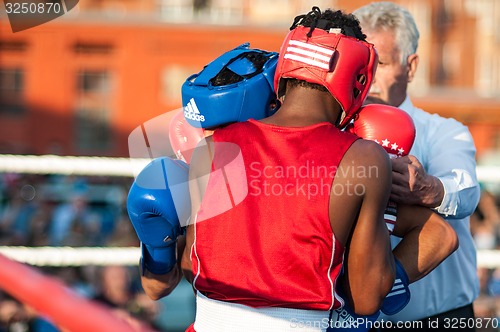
[184, 98, 205, 122]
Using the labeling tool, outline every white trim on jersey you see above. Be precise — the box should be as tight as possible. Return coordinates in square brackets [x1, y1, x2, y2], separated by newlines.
[194, 292, 330, 331]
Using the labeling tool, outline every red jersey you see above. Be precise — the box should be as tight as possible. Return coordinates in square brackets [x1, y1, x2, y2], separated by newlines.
[191, 119, 358, 310]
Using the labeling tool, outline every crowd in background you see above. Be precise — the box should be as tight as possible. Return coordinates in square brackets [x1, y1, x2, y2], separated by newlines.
[0, 173, 189, 332]
[0, 173, 499, 331]
[0, 173, 136, 248]
[471, 186, 500, 330]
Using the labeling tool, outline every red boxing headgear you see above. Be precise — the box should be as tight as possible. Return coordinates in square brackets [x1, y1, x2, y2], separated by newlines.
[274, 25, 378, 128]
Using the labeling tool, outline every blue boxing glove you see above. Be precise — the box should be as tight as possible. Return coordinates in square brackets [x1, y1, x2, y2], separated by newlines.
[127, 157, 191, 275]
[329, 258, 410, 331]
[328, 302, 380, 332]
[328, 284, 380, 332]
[380, 258, 411, 315]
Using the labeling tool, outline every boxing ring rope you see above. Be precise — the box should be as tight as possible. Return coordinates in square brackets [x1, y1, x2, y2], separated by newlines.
[0, 153, 498, 331]
[0, 154, 150, 177]
[0, 246, 498, 268]
[0, 154, 498, 182]
[0, 246, 140, 266]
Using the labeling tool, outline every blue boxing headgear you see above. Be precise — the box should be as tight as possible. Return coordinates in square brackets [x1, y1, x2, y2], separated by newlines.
[181, 43, 279, 129]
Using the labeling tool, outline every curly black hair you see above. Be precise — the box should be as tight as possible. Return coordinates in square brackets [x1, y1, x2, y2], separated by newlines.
[290, 6, 366, 41]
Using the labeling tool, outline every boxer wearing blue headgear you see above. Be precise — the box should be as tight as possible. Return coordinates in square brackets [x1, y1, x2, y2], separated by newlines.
[181, 43, 279, 129]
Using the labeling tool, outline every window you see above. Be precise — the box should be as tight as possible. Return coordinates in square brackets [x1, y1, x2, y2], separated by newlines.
[157, 0, 194, 21]
[0, 41, 28, 52]
[0, 68, 25, 115]
[161, 65, 194, 103]
[73, 42, 113, 55]
[78, 70, 110, 93]
[75, 70, 112, 152]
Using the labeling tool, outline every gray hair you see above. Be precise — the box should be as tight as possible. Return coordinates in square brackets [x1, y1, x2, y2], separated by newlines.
[353, 1, 419, 65]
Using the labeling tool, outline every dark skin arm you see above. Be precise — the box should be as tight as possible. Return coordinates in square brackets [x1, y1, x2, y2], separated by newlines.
[362, 97, 456, 282]
[140, 236, 187, 300]
[391, 205, 458, 283]
[330, 139, 395, 315]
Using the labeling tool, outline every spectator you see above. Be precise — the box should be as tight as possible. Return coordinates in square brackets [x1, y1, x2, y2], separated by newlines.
[48, 191, 102, 247]
[470, 189, 500, 250]
[93, 265, 160, 331]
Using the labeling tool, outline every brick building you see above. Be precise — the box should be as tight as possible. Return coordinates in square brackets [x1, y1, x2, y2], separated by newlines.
[0, 0, 499, 158]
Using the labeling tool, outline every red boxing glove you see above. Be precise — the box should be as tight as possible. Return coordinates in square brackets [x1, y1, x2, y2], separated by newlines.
[346, 104, 415, 159]
[346, 104, 416, 234]
[169, 109, 205, 164]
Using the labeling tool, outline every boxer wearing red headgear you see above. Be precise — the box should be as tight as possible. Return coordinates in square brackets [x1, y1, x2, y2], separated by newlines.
[183, 8, 397, 331]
